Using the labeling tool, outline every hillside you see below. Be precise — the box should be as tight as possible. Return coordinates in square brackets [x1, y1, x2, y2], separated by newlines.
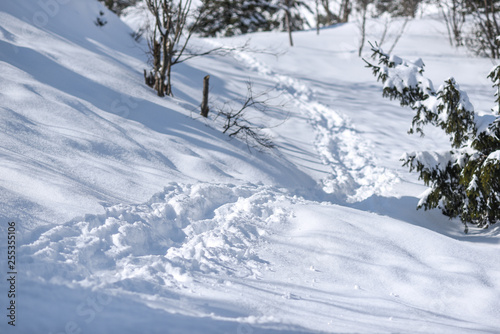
[0, 1, 499, 333]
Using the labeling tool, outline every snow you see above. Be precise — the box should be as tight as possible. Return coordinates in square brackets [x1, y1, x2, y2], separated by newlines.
[476, 113, 499, 135]
[402, 150, 454, 171]
[487, 150, 500, 163]
[1, 1, 499, 333]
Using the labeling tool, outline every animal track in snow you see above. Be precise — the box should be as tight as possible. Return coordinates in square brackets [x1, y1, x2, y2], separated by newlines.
[222, 46, 399, 202]
[23, 183, 297, 292]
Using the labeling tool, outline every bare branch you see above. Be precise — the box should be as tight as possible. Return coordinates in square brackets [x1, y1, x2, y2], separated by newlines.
[214, 83, 289, 151]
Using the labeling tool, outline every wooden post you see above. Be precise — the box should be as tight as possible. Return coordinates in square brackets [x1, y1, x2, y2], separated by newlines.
[201, 75, 210, 117]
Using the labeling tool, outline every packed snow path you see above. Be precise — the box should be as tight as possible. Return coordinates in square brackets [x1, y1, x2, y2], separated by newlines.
[209, 40, 399, 202]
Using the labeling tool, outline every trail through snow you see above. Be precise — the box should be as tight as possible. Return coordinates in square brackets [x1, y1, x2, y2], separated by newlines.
[221, 42, 399, 202]
[25, 183, 291, 290]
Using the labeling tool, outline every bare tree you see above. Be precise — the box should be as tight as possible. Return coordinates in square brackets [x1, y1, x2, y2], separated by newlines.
[378, 16, 391, 46]
[316, 0, 320, 34]
[277, 0, 312, 47]
[145, 0, 198, 97]
[144, 1, 254, 96]
[357, 0, 370, 56]
[339, 0, 352, 22]
[466, 0, 500, 58]
[283, 0, 295, 46]
[437, 0, 466, 47]
[386, 17, 409, 54]
[215, 83, 288, 150]
[315, 0, 341, 33]
[435, 0, 500, 59]
[358, 0, 412, 57]
[321, 0, 338, 25]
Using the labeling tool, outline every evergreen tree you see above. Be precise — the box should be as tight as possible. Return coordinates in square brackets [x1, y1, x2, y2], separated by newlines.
[374, 0, 422, 17]
[364, 43, 500, 232]
[274, 0, 313, 46]
[275, 0, 313, 31]
[194, 0, 279, 37]
[99, 0, 139, 16]
[318, 0, 340, 26]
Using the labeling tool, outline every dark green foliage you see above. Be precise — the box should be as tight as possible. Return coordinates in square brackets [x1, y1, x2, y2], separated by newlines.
[487, 64, 500, 110]
[402, 153, 464, 217]
[193, 0, 279, 37]
[316, 12, 340, 27]
[374, 0, 422, 17]
[94, 11, 108, 27]
[364, 44, 500, 231]
[435, 78, 476, 148]
[363, 44, 436, 135]
[280, 0, 313, 31]
[99, 0, 139, 16]
[193, 0, 313, 37]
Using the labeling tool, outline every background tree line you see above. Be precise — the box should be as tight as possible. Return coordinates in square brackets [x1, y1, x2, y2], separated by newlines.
[431, 0, 500, 58]
[99, 0, 423, 39]
[98, 0, 500, 60]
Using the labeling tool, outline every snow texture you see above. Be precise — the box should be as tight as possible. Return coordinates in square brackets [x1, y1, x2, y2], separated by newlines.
[0, 1, 499, 333]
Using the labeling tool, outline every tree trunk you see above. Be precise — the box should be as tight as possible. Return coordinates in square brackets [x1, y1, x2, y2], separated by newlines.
[339, 0, 350, 23]
[144, 69, 152, 87]
[158, 73, 165, 97]
[163, 37, 173, 97]
[153, 40, 161, 70]
[358, 5, 366, 57]
[156, 35, 168, 97]
[200, 75, 210, 117]
[321, 0, 335, 25]
[489, 0, 500, 58]
[165, 59, 173, 96]
[483, 0, 497, 58]
[315, 0, 320, 35]
[285, 8, 294, 46]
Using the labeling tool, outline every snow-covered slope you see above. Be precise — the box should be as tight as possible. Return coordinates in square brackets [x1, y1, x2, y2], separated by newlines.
[1, 1, 499, 333]
[0, 0, 313, 230]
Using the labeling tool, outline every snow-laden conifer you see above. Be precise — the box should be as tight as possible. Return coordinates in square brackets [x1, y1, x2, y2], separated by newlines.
[194, 0, 279, 37]
[364, 43, 500, 232]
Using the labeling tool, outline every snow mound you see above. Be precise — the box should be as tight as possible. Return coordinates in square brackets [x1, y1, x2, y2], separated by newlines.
[21, 182, 500, 333]
[24, 183, 294, 291]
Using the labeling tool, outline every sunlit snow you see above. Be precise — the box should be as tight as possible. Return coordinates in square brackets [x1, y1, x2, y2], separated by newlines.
[0, 1, 499, 333]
